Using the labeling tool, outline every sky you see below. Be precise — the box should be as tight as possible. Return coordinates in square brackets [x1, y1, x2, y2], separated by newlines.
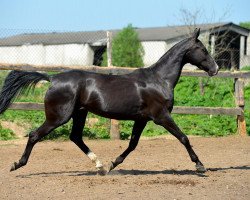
[0, 0, 249, 34]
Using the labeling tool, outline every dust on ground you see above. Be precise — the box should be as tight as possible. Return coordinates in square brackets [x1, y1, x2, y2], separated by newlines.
[0, 136, 249, 200]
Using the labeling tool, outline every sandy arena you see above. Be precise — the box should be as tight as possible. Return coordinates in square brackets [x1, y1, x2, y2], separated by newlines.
[0, 136, 249, 200]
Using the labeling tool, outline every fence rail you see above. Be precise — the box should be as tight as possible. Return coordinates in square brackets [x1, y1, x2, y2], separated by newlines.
[0, 63, 249, 137]
[9, 102, 242, 116]
[0, 63, 250, 78]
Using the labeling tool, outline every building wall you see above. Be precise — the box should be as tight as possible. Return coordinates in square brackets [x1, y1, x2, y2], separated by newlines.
[0, 43, 94, 66]
[247, 34, 250, 56]
[141, 40, 181, 67]
[243, 34, 250, 68]
[239, 34, 250, 68]
[141, 41, 168, 66]
[141, 32, 209, 69]
[0, 46, 21, 64]
[1, 31, 248, 69]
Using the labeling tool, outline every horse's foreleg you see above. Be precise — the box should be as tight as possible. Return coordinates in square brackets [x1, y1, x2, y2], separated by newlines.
[108, 120, 147, 173]
[10, 121, 61, 171]
[69, 109, 106, 175]
[154, 112, 206, 173]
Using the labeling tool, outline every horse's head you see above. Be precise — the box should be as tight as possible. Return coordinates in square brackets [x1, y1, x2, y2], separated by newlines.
[185, 28, 219, 76]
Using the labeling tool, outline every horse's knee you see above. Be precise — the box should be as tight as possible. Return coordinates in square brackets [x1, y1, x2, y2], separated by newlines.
[128, 140, 140, 152]
[130, 144, 137, 152]
[180, 135, 189, 146]
[28, 131, 39, 144]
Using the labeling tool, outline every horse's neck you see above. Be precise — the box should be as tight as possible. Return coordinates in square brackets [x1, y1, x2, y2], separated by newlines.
[150, 39, 190, 88]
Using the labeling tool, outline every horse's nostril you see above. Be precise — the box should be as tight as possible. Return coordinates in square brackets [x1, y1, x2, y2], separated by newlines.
[208, 70, 218, 77]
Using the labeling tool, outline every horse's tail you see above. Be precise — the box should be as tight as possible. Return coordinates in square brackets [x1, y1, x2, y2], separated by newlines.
[0, 70, 51, 114]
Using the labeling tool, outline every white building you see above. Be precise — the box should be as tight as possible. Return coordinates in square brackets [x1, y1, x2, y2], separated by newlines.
[0, 22, 249, 69]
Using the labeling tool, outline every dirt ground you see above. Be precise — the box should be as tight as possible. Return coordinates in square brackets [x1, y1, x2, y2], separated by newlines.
[0, 136, 249, 200]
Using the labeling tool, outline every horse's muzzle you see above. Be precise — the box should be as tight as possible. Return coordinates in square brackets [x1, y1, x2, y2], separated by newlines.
[208, 63, 219, 77]
[208, 70, 218, 77]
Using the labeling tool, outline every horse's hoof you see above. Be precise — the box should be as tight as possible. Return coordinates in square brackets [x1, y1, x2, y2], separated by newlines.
[97, 166, 107, 176]
[10, 162, 17, 172]
[107, 162, 114, 173]
[196, 164, 207, 173]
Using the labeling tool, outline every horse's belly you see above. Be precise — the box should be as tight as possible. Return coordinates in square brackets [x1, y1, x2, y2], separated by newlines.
[82, 96, 142, 120]
[79, 78, 144, 120]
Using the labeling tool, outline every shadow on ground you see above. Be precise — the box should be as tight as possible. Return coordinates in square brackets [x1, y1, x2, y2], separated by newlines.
[16, 165, 250, 178]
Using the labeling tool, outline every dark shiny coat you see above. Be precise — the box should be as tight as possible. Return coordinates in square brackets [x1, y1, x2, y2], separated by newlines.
[1, 29, 218, 173]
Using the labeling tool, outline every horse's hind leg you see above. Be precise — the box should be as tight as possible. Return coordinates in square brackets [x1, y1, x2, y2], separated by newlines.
[10, 120, 64, 171]
[69, 109, 106, 175]
[154, 111, 206, 173]
[10, 88, 75, 171]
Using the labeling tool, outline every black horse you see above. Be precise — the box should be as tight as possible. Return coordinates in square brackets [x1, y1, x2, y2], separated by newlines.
[0, 28, 218, 175]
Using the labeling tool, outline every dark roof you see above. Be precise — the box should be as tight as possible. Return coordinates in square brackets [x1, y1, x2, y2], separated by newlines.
[210, 22, 250, 36]
[0, 30, 107, 46]
[133, 22, 227, 41]
[0, 22, 248, 46]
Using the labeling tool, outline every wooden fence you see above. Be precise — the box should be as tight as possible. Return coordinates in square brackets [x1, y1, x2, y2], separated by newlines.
[0, 63, 249, 137]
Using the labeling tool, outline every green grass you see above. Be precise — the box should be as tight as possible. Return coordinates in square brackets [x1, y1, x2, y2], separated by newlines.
[0, 124, 16, 140]
[0, 70, 249, 140]
[241, 66, 250, 71]
[244, 83, 250, 135]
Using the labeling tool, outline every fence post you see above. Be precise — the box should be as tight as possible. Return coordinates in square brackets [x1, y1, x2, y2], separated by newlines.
[107, 31, 112, 67]
[107, 31, 120, 139]
[234, 78, 247, 136]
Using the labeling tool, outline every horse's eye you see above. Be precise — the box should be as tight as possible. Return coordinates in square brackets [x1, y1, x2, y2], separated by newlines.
[202, 49, 207, 54]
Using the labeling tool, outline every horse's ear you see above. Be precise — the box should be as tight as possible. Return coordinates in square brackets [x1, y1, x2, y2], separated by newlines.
[192, 28, 200, 40]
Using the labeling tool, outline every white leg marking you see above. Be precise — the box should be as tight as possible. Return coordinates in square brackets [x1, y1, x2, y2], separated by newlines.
[87, 152, 107, 175]
[87, 152, 103, 168]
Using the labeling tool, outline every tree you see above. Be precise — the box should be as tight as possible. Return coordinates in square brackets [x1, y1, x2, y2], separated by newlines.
[102, 24, 144, 67]
[240, 22, 250, 29]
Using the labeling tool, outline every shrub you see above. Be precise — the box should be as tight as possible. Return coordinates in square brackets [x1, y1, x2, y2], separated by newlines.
[0, 124, 16, 140]
[239, 22, 250, 29]
[102, 24, 144, 67]
[241, 66, 250, 71]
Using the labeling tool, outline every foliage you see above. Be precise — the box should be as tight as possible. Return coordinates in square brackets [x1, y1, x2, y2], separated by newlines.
[241, 66, 250, 71]
[0, 124, 16, 140]
[0, 70, 10, 87]
[102, 24, 144, 67]
[173, 77, 238, 136]
[239, 22, 250, 29]
[244, 84, 250, 135]
[174, 77, 235, 107]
